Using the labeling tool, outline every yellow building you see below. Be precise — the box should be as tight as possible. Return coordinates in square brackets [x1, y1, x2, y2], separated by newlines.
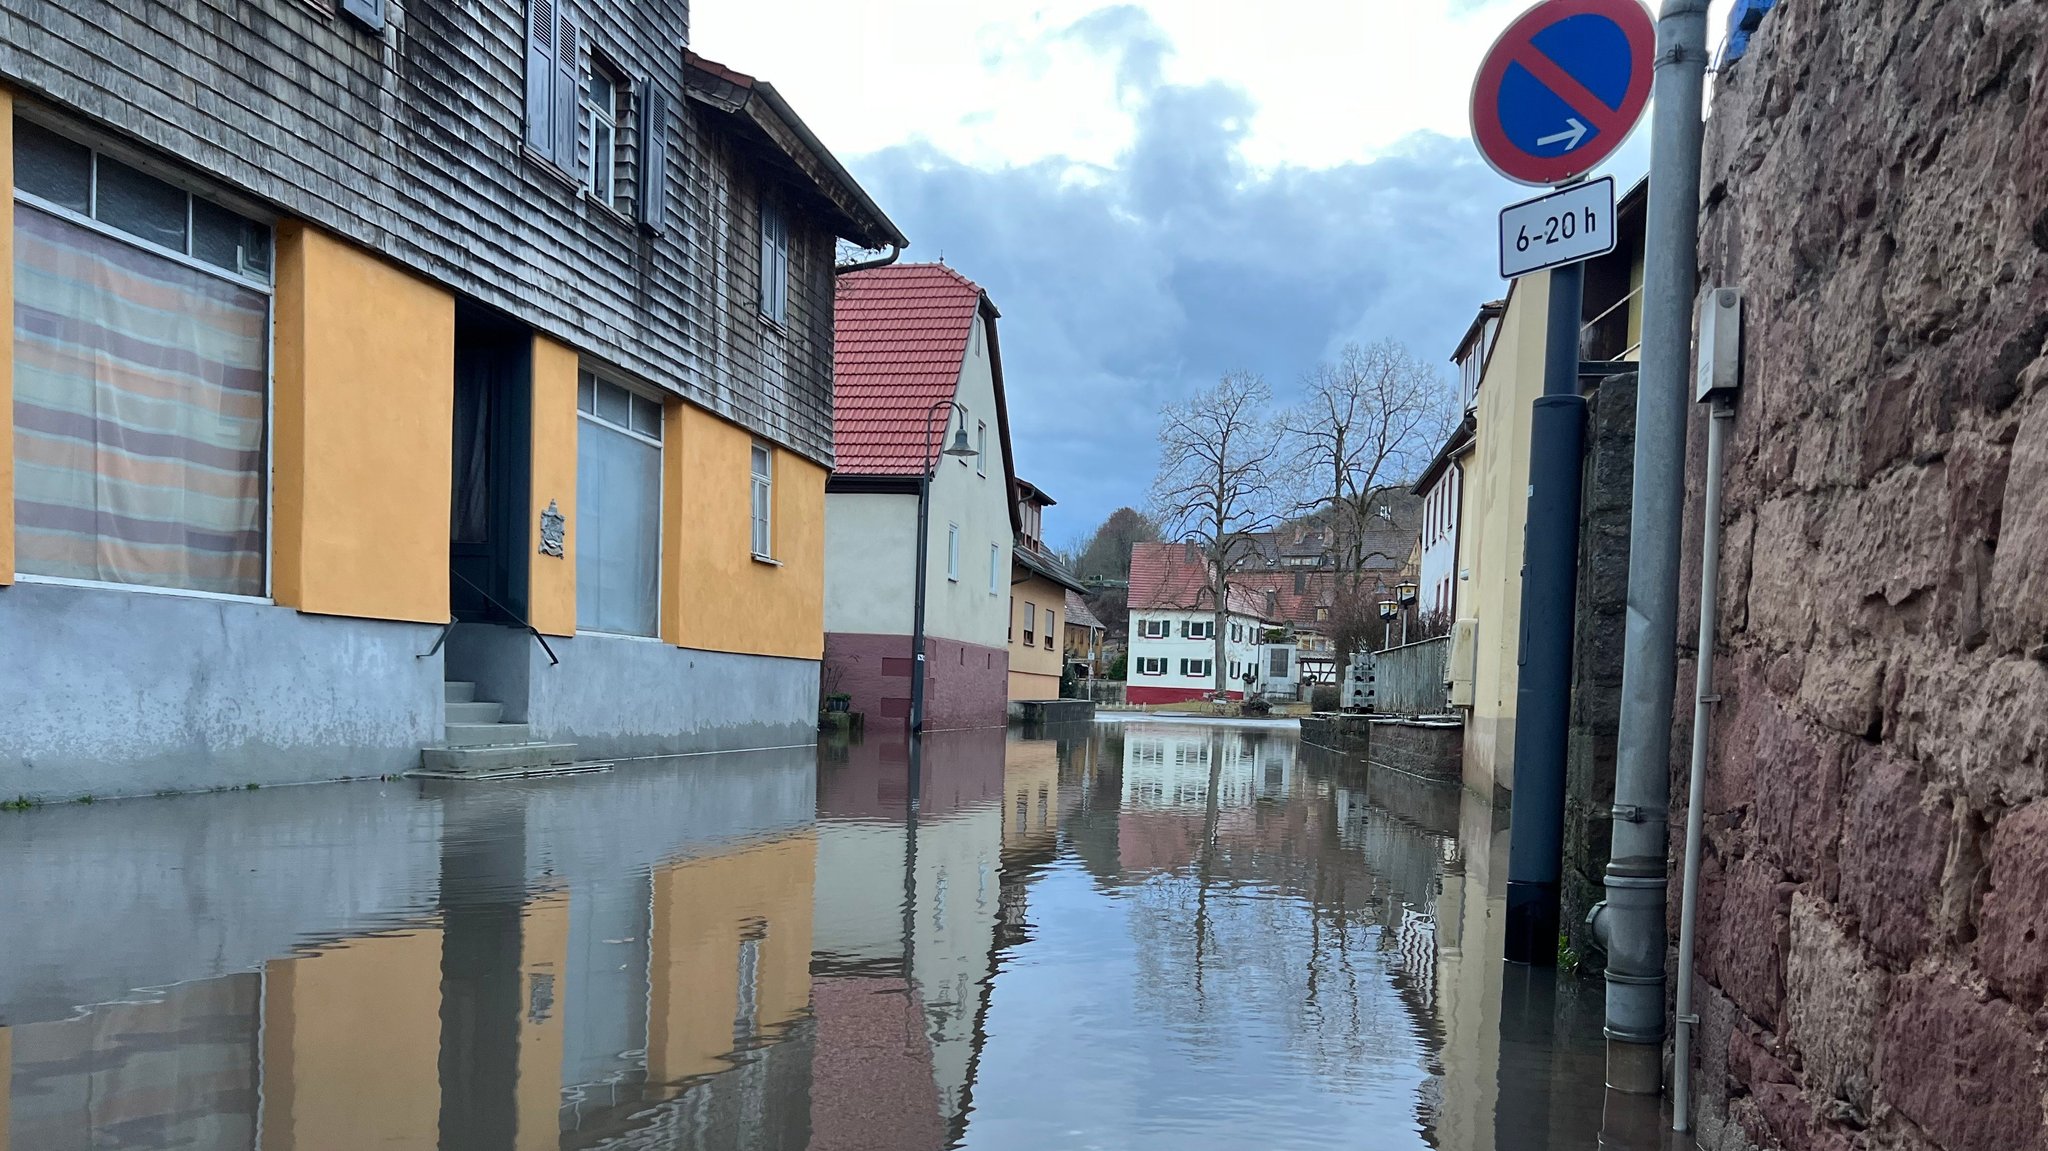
[1007, 479, 1089, 702]
[0, 46, 906, 797]
[1452, 180, 1645, 795]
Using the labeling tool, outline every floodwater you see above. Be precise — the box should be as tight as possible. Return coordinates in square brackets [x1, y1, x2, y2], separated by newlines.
[0, 720, 1676, 1150]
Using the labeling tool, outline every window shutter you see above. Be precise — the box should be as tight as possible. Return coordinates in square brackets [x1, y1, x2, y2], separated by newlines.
[553, 11, 581, 170]
[524, 0, 555, 155]
[340, 0, 385, 31]
[637, 85, 669, 234]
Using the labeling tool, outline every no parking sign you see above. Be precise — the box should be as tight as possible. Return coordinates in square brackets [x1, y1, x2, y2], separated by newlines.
[1470, 0, 1655, 187]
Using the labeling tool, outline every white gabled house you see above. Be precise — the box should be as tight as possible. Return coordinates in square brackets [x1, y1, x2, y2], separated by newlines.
[1124, 542, 1272, 704]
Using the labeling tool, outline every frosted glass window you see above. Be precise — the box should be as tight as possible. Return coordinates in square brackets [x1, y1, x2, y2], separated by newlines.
[576, 373, 662, 637]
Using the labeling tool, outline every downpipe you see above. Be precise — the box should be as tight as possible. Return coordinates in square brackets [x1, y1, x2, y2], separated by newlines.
[1673, 400, 1735, 1131]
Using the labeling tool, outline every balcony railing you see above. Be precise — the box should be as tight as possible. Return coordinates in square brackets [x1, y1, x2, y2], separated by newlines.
[1580, 283, 1643, 363]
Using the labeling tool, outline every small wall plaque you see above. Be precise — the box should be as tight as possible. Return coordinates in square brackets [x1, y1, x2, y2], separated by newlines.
[539, 500, 566, 558]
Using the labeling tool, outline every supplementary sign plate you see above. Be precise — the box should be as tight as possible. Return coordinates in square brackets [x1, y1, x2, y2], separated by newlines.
[1470, 0, 1654, 186]
[1498, 177, 1616, 279]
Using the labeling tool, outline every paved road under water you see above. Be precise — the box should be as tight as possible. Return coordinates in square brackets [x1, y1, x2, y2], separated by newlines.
[0, 719, 1683, 1150]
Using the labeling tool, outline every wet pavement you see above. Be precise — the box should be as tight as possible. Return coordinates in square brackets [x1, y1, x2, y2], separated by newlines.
[0, 719, 1679, 1150]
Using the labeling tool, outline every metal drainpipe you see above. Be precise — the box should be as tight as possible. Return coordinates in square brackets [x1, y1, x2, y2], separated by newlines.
[1673, 399, 1734, 1130]
[1603, 0, 1710, 1095]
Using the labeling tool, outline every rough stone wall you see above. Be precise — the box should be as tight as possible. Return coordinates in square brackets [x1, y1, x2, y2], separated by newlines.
[1564, 371, 1637, 972]
[1685, 3, 2048, 1150]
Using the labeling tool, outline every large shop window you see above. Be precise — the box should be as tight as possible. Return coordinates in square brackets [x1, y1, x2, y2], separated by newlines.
[576, 370, 663, 637]
[11, 119, 271, 597]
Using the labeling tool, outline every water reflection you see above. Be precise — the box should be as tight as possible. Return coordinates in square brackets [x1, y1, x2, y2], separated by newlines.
[0, 723, 1667, 1150]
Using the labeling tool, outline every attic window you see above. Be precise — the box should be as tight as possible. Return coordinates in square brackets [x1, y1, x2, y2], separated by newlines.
[760, 197, 790, 324]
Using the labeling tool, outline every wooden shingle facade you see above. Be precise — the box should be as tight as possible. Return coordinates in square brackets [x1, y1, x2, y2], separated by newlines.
[0, 0, 898, 464]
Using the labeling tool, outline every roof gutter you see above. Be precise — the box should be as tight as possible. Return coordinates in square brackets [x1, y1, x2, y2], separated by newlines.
[835, 243, 900, 276]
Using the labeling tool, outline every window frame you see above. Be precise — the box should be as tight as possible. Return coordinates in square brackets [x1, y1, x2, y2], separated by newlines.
[750, 442, 775, 561]
[575, 368, 667, 639]
[1023, 601, 1036, 645]
[582, 55, 625, 208]
[1137, 657, 1167, 677]
[976, 421, 987, 476]
[946, 523, 960, 582]
[11, 118, 277, 602]
[1139, 618, 1169, 640]
[759, 195, 790, 325]
[1045, 609, 1055, 650]
[989, 542, 1000, 595]
[1181, 658, 1212, 679]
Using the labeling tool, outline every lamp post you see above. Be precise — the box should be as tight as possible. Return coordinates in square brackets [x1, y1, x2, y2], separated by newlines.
[909, 399, 979, 734]
[1396, 581, 1419, 647]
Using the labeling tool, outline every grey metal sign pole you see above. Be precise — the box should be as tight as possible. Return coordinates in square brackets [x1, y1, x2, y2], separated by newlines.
[1503, 256, 1587, 966]
[1603, 0, 1711, 1097]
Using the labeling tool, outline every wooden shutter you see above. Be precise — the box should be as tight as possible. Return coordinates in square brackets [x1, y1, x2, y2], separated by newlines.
[637, 85, 669, 234]
[524, 0, 554, 155]
[553, 11, 581, 170]
[340, 0, 385, 31]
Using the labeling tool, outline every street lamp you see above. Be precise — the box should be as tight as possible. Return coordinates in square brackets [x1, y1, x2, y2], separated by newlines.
[909, 399, 978, 734]
[1396, 581, 1419, 647]
[1377, 599, 1399, 652]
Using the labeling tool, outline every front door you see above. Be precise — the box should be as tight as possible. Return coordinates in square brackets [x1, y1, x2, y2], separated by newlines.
[451, 308, 533, 625]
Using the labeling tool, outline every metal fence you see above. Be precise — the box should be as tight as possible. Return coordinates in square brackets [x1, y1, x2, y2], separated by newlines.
[1373, 636, 1452, 716]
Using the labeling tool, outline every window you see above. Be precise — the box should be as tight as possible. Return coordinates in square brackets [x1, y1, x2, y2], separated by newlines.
[1140, 618, 1169, 639]
[989, 543, 1000, 594]
[1230, 623, 1242, 643]
[1316, 606, 1331, 622]
[12, 120, 272, 597]
[1045, 610, 1055, 649]
[582, 58, 623, 207]
[1183, 619, 1213, 640]
[976, 421, 987, 476]
[946, 524, 960, 581]
[1137, 657, 1167, 677]
[1008, 597, 1014, 641]
[759, 198, 789, 324]
[576, 370, 663, 636]
[1024, 602, 1036, 645]
[750, 443, 773, 558]
[1181, 659, 1212, 678]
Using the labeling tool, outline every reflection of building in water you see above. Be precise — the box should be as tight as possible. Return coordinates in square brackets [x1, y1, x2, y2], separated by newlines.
[1119, 728, 1292, 812]
[0, 752, 822, 1151]
[810, 728, 1009, 1147]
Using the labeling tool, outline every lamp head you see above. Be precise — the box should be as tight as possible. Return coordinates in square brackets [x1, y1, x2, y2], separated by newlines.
[943, 427, 977, 458]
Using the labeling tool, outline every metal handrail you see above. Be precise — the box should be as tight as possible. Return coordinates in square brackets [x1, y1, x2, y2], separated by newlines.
[448, 569, 561, 666]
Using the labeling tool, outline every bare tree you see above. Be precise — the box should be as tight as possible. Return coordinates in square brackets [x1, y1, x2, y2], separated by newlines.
[1150, 370, 1286, 697]
[1278, 339, 1454, 588]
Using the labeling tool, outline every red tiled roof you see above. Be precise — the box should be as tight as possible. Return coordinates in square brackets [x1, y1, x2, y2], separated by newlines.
[833, 264, 986, 476]
[1127, 542, 1272, 620]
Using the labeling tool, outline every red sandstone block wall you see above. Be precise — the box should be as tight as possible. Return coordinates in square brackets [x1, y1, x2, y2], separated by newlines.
[1686, 4, 2048, 1149]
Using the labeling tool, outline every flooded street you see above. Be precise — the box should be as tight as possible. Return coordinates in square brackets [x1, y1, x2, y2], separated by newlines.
[0, 721, 1668, 1150]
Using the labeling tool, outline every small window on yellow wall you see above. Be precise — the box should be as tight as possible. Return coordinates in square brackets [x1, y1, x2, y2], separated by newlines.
[751, 444, 773, 558]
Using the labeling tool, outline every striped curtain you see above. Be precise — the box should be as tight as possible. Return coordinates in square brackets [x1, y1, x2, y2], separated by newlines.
[12, 204, 267, 596]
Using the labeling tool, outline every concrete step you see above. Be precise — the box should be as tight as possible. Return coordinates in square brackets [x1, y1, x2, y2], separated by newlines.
[445, 700, 504, 724]
[445, 722, 534, 747]
[420, 742, 579, 775]
[445, 681, 477, 704]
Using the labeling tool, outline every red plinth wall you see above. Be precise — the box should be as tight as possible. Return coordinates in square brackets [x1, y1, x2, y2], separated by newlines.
[1124, 686, 1245, 706]
[824, 632, 1010, 731]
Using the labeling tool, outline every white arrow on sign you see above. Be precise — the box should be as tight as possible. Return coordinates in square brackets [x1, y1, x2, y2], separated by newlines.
[1536, 118, 1588, 150]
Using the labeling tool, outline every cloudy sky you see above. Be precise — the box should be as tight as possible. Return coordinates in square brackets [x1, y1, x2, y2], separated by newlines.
[696, 1, 1724, 543]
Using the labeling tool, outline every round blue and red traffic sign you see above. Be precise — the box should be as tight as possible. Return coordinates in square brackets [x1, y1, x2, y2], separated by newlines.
[1470, 0, 1655, 187]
